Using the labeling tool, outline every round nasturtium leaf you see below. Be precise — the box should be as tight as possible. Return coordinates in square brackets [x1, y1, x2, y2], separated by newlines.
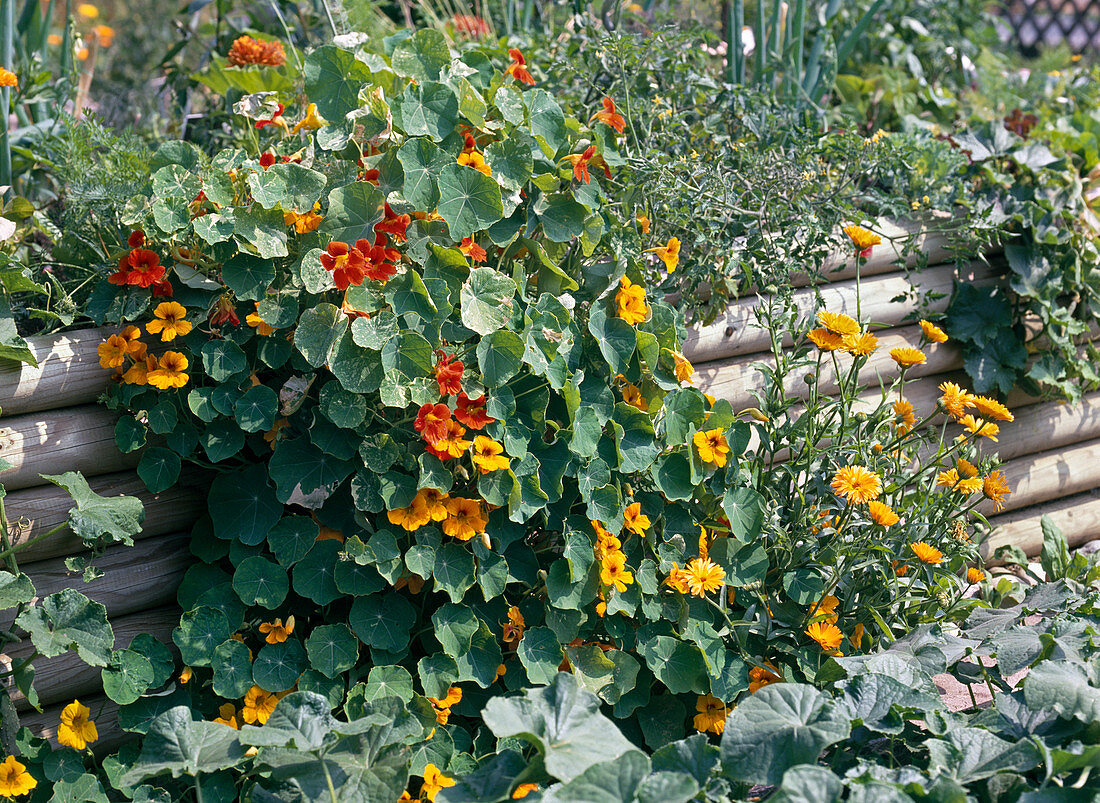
[291, 540, 343, 606]
[211, 638, 254, 699]
[252, 640, 308, 692]
[348, 593, 417, 653]
[305, 624, 359, 679]
[267, 516, 320, 568]
[137, 447, 181, 494]
[173, 605, 232, 668]
[232, 556, 289, 609]
[208, 465, 283, 545]
[318, 381, 368, 429]
[102, 649, 155, 705]
[234, 385, 279, 433]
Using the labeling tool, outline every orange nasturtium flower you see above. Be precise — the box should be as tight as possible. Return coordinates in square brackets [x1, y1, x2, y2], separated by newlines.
[0, 755, 37, 798]
[442, 497, 487, 541]
[0, 68, 17, 88]
[693, 428, 730, 467]
[693, 695, 730, 735]
[422, 764, 456, 800]
[843, 224, 881, 257]
[749, 663, 784, 693]
[458, 148, 491, 176]
[669, 349, 694, 385]
[600, 550, 634, 592]
[242, 686, 279, 725]
[258, 616, 295, 644]
[910, 541, 944, 564]
[97, 334, 129, 369]
[388, 494, 432, 532]
[646, 237, 681, 273]
[471, 436, 510, 474]
[502, 606, 525, 642]
[57, 700, 98, 750]
[246, 304, 275, 336]
[427, 686, 462, 724]
[425, 420, 472, 460]
[591, 96, 626, 133]
[146, 301, 192, 341]
[615, 276, 649, 325]
[636, 213, 650, 233]
[213, 703, 240, 729]
[146, 351, 189, 390]
[291, 103, 324, 134]
[561, 145, 607, 184]
[831, 465, 882, 504]
[505, 48, 535, 85]
[623, 502, 651, 536]
[459, 237, 487, 262]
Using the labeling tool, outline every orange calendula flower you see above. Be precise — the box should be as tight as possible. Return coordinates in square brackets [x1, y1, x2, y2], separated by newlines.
[621, 382, 647, 410]
[591, 96, 626, 133]
[459, 237, 487, 262]
[146, 301, 192, 341]
[957, 414, 999, 442]
[694, 427, 730, 467]
[936, 469, 982, 494]
[213, 703, 239, 729]
[816, 310, 861, 338]
[505, 48, 535, 85]
[242, 686, 279, 725]
[615, 275, 649, 325]
[910, 541, 944, 564]
[893, 399, 916, 433]
[600, 550, 634, 592]
[868, 500, 899, 526]
[970, 396, 1014, 422]
[806, 622, 844, 653]
[681, 557, 725, 596]
[0, 755, 37, 798]
[471, 436, 510, 474]
[57, 700, 98, 750]
[919, 319, 948, 343]
[646, 237, 681, 273]
[748, 663, 783, 693]
[442, 497, 487, 541]
[623, 502, 651, 536]
[147, 351, 189, 390]
[246, 304, 275, 336]
[889, 347, 926, 368]
[843, 224, 881, 257]
[502, 606, 525, 643]
[938, 382, 974, 419]
[693, 695, 730, 735]
[258, 616, 295, 645]
[94, 24, 114, 47]
[831, 465, 882, 504]
[808, 595, 839, 625]
[227, 35, 287, 67]
[808, 328, 843, 351]
[97, 334, 129, 369]
[958, 459, 979, 478]
[421, 764, 456, 800]
[0, 68, 17, 88]
[967, 567, 986, 584]
[842, 331, 879, 357]
[982, 470, 1012, 512]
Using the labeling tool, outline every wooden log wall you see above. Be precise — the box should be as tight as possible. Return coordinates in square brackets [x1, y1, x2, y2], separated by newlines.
[0, 328, 204, 750]
[686, 220, 1097, 562]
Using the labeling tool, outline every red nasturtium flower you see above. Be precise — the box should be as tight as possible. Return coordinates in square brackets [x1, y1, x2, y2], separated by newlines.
[566, 145, 596, 184]
[127, 229, 145, 248]
[452, 13, 490, 38]
[415, 402, 453, 444]
[434, 351, 464, 396]
[255, 103, 287, 131]
[151, 279, 173, 298]
[355, 235, 399, 283]
[258, 151, 276, 168]
[209, 295, 239, 327]
[459, 237, 487, 263]
[591, 96, 626, 133]
[321, 241, 368, 290]
[455, 393, 494, 429]
[375, 202, 411, 243]
[109, 248, 166, 288]
[505, 48, 535, 85]
[226, 35, 287, 67]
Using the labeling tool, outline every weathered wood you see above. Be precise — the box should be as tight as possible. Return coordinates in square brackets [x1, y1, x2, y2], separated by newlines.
[683, 261, 997, 363]
[0, 405, 136, 491]
[0, 532, 191, 631]
[984, 489, 1100, 560]
[20, 693, 124, 753]
[4, 607, 177, 711]
[4, 470, 206, 564]
[697, 324, 961, 411]
[978, 437, 1100, 517]
[0, 327, 116, 417]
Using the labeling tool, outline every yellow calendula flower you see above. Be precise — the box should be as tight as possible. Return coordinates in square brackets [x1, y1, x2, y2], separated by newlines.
[938, 382, 974, 419]
[843, 224, 881, 255]
[146, 301, 192, 341]
[970, 395, 1014, 422]
[889, 347, 926, 368]
[816, 310, 861, 338]
[681, 557, 725, 596]
[910, 541, 944, 564]
[919, 319, 948, 343]
[956, 414, 999, 442]
[258, 616, 295, 644]
[646, 237, 681, 273]
[982, 469, 1012, 512]
[77, 2, 98, 18]
[806, 622, 844, 653]
[830, 465, 882, 504]
[471, 436, 510, 474]
[893, 399, 916, 434]
[808, 595, 839, 625]
[967, 567, 986, 584]
[615, 275, 649, 325]
[0, 755, 37, 798]
[0, 68, 17, 88]
[693, 428, 730, 467]
[692, 695, 730, 735]
[841, 331, 878, 357]
[57, 700, 98, 750]
[808, 327, 843, 351]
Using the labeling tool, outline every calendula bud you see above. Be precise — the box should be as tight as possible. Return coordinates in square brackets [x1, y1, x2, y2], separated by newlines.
[872, 443, 884, 454]
[480, 532, 491, 550]
[740, 407, 769, 423]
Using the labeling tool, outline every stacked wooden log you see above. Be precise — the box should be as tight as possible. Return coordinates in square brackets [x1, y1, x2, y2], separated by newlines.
[0, 328, 204, 752]
[687, 222, 1100, 561]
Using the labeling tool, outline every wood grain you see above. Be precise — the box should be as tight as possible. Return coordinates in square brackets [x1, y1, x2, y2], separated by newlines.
[984, 489, 1100, 560]
[0, 328, 117, 416]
